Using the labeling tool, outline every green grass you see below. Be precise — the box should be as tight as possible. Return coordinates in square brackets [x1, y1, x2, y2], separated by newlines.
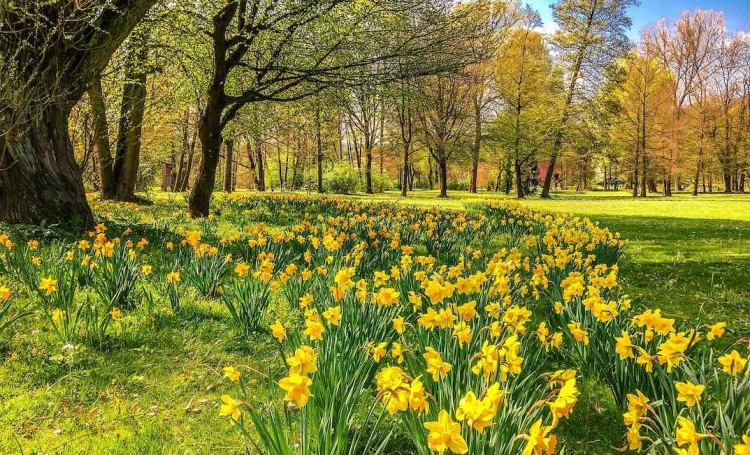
[2, 188, 748, 454]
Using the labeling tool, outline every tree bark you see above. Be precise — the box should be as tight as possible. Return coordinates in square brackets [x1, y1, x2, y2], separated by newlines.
[401, 141, 410, 197]
[427, 152, 434, 190]
[469, 93, 481, 193]
[113, 34, 148, 201]
[188, 94, 224, 217]
[514, 159, 524, 199]
[0, 103, 94, 226]
[316, 102, 324, 193]
[437, 155, 448, 198]
[365, 135, 373, 194]
[173, 108, 190, 192]
[88, 76, 117, 200]
[256, 141, 266, 191]
[223, 138, 234, 193]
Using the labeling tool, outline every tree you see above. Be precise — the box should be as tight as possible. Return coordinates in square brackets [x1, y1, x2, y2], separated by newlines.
[345, 82, 384, 194]
[540, 0, 636, 198]
[418, 74, 472, 197]
[494, 9, 557, 198]
[187, 0, 482, 217]
[611, 50, 671, 197]
[0, 0, 157, 225]
[645, 10, 725, 195]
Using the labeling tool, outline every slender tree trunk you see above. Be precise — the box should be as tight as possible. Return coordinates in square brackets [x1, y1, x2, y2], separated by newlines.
[88, 76, 117, 200]
[514, 159, 524, 199]
[173, 108, 190, 192]
[223, 138, 234, 192]
[181, 125, 197, 192]
[365, 133, 373, 194]
[469, 93, 481, 193]
[246, 139, 257, 188]
[316, 102, 324, 193]
[633, 112, 640, 197]
[541, 7, 596, 199]
[495, 160, 503, 192]
[401, 141, 410, 197]
[427, 152, 434, 190]
[256, 141, 266, 191]
[640, 154, 647, 197]
[693, 130, 703, 197]
[437, 153, 448, 198]
[113, 35, 148, 201]
[379, 102, 385, 175]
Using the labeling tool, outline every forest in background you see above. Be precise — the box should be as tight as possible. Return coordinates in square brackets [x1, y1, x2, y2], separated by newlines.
[2, 0, 750, 226]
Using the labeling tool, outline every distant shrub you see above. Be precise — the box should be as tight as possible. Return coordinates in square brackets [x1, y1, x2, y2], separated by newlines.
[324, 166, 360, 194]
[447, 181, 468, 191]
[369, 172, 394, 193]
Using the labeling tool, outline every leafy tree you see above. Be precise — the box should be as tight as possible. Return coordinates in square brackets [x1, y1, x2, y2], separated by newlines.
[493, 9, 558, 198]
[540, 0, 636, 198]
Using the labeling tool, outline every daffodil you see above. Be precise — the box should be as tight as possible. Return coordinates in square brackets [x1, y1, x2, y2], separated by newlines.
[675, 381, 704, 407]
[719, 350, 747, 376]
[219, 395, 241, 420]
[520, 418, 557, 455]
[223, 366, 240, 382]
[270, 320, 286, 341]
[424, 410, 468, 454]
[278, 373, 312, 408]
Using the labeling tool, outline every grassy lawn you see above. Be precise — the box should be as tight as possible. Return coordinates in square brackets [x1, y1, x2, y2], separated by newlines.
[1, 189, 748, 454]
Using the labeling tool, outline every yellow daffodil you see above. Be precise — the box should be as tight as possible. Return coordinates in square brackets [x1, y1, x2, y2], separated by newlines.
[424, 410, 468, 454]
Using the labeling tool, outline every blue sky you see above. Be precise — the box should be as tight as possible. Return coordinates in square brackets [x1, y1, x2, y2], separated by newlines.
[524, 0, 750, 41]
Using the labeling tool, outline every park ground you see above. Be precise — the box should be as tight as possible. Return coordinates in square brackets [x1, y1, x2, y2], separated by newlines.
[1, 189, 748, 454]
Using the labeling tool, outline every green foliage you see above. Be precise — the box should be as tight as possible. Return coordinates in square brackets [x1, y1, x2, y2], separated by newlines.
[324, 166, 361, 194]
[222, 275, 271, 337]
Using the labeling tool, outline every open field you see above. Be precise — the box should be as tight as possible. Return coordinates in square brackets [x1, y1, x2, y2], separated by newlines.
[0, 190, 748, 454]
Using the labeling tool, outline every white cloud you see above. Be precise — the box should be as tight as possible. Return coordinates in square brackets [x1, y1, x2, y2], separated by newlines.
[535, 21, 559, 36]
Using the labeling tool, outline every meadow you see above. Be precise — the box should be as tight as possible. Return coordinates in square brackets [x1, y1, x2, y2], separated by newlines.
[0, 190, 749, 454]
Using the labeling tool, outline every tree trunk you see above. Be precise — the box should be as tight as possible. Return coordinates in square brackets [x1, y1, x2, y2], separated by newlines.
[495, 160, 503, 192]
[514, 159, 524, 199]
[223, 138, 234, 193]
[113, 36, 148, 202]
[633, 113, 640, 197]
[256, 141, 266, 191]
[640, 154, 648, 197]
[0, 0, 156, 226]
[188, 95, 223, 217]
[437, 155, 448, 198]
[88, 76, 117, 199]
[246, 139, 257, 189]
[365, 135, 373, 194]
[401, 141, 410, 197]
[541, 131, 563, 198]
[469, 94, 481, 193]
[504, 160, 512, 194]
[0, 103, 94, 226]
[427, 153, 434, 190]
[723, 170, 732, 194]
[316, 102, 324, 193]
[173, 108, 190, 192]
